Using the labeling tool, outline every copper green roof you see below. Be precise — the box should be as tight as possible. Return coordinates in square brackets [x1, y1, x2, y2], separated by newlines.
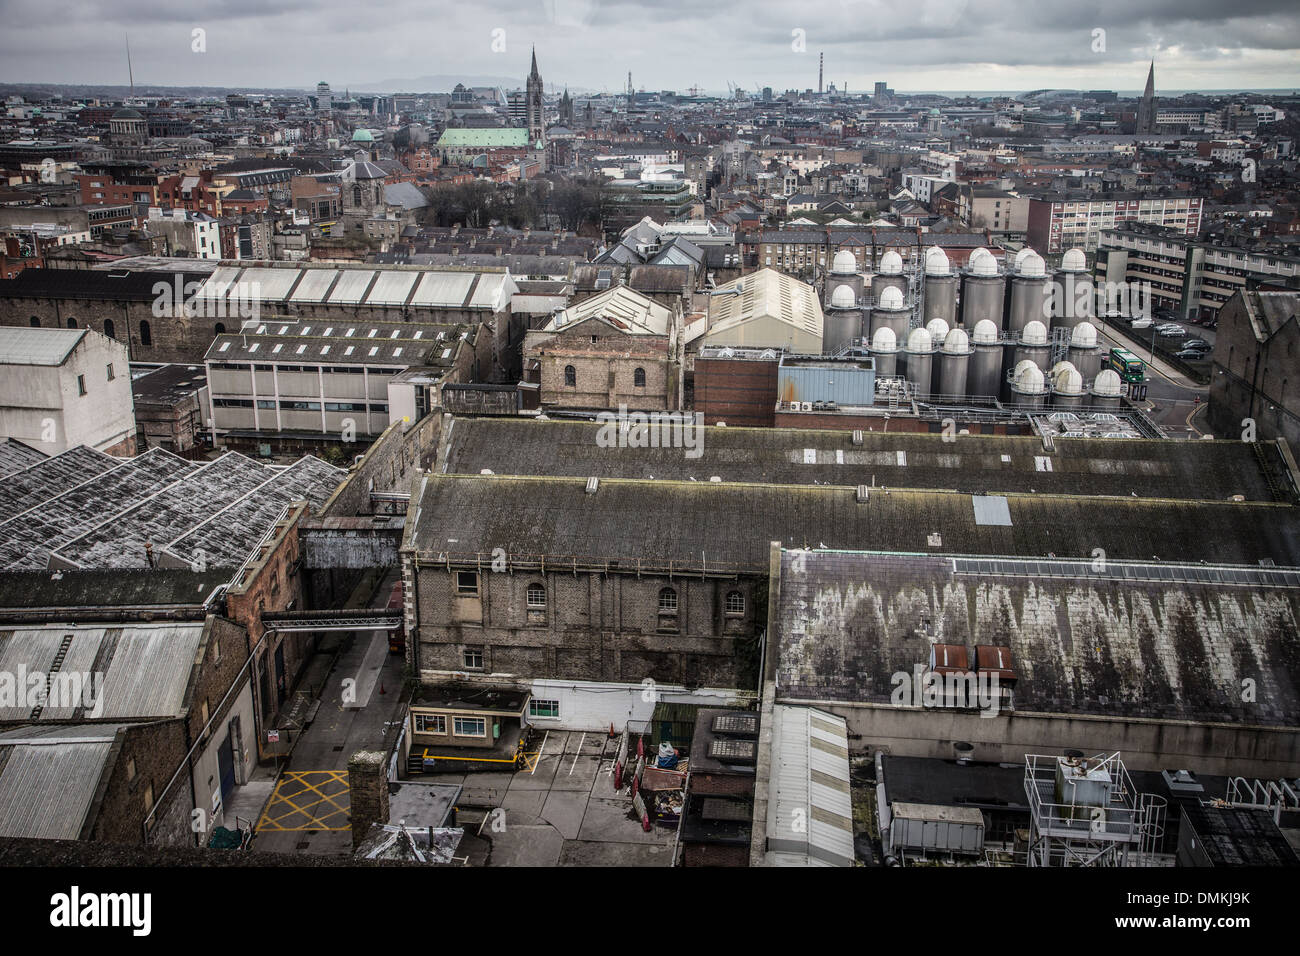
[437, 128, 529, 148]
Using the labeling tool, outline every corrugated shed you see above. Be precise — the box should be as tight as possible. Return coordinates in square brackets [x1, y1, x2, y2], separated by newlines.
[410, 271, 475, 307]
[0, 726, 121, 840]
[288, 268, 337, 303]
[0, 623, 202, 720]
[367, 271, 418, 306]
[765, 705, 854, 866]
[96, 623, 204, 719]
[327, 269, 376, 304]
[0, 629, 65, 720]
[235, 266, 299, 301]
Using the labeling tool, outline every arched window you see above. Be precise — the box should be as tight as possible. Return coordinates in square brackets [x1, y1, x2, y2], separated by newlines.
[29, 315, 40, 328]
[215, 322, 226, 335]
[526, 583, 546, 608]
[725, 591, 745, 614]
[140, 319, 152, 346]
[564, 365, 576, 387]
[658, 587, 678, 613]
[66, 318, 77, 329]
[634, 367, 646, 387]
[103, 318, 115, 339]
[353, 185, 363, 206]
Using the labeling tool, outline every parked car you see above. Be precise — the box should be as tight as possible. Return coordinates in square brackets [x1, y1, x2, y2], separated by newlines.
[1183, 339, 1211, 350]
[1175, 348, 1212, 360]
[1130, 317, 1154, 330]
[1157, 325, 1187, 337]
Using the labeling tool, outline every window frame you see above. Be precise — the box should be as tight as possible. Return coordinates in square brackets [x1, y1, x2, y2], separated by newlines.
[456, 570, 479, 595]
[529, 698, 561, 719]
[658, 587, 678, 614]
[462, 647, 484, 670]
[725, 590, 745, 615]
[453, 716, 487, 738]
[414, 713, 446, 734]
[526, 582, 546, 608]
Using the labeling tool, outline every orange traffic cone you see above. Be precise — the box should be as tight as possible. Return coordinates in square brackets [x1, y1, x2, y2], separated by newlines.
[608, 722, 615, 739]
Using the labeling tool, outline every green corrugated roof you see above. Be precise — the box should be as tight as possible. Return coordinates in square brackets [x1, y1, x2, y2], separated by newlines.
[437, 128, 530, 147]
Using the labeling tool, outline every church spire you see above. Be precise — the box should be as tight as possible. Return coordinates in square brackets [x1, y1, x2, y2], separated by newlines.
[530, 46, 539, 79]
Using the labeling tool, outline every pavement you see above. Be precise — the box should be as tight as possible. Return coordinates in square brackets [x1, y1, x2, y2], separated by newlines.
[447, 730, 677, 867]
[249, 568, 409, 858]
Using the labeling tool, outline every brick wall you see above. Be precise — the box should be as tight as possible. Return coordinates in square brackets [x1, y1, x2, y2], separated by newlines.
[410, 562, 762, 690]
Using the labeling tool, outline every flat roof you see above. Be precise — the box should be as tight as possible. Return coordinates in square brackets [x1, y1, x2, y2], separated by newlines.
[774, 549, 1300, 727]
[434, 417, 1288, 503]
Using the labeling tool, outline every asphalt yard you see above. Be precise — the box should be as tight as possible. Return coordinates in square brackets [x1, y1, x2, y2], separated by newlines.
[442, 729, 677, 867]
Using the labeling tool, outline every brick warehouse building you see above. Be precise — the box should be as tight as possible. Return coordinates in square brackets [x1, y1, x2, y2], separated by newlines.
[397, 412, 1300, 731]
[0, 263, 521, 372]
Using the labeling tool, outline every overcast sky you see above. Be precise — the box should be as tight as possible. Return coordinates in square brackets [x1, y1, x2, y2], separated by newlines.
[1, 0, 1298, 94]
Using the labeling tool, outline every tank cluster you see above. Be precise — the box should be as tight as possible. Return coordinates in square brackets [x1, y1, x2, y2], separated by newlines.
[823, 244, 1122, 407]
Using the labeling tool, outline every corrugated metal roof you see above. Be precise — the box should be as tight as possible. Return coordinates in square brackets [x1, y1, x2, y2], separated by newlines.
[195, 265, 243, 301]
[288, 268, 337, 303]
[765, 705, 854, 867]
[236, 266, 299, 301]
[410, 271, 475, 307]
[0, 327, 86, 366]
[98, 623, 205, 719]
[0, 623, 204, 720]
[0, 726, 122, 840]
[328, 270, 377, 304]
[367, 271, 418, 306]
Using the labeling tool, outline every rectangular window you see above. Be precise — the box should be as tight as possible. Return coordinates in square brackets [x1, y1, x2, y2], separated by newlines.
[456, 571, 479, 595]
[453, 716, 487, 737]
[462, 647, 484, 670]
[529, 699, 560, 719]
[106, 363, 115, 381]
[414, 713, 446, 734]
[77, 374, 86, 396]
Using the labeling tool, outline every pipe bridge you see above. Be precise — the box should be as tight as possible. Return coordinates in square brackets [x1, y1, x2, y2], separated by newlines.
[260, 608, 401, 633]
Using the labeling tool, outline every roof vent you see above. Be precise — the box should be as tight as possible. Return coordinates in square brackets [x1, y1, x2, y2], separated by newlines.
[852, 429, 864, 445]
[585, 476, 599, 494]
[709, 476, 722, 482]
[856, 484, 870, 503]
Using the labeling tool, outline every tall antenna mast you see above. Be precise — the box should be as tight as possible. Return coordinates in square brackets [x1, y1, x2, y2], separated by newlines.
[126, 34, 134, 96]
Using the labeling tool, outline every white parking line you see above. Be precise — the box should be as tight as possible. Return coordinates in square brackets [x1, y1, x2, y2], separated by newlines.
[531, 730, 549, 774]
[569, 732, 585, 775]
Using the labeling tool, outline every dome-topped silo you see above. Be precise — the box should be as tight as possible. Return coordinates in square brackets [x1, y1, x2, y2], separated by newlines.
[870, 325, 900, 378]
[1008, 248, 1051, 338]
[1052, 246, 1094, 335]
[934, 326, 973, 399]
[903, 326, 936, 398]
[960, 246, 1005, 328]
[968, 318, 1004, 398]
[923, 246, 957, 328]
